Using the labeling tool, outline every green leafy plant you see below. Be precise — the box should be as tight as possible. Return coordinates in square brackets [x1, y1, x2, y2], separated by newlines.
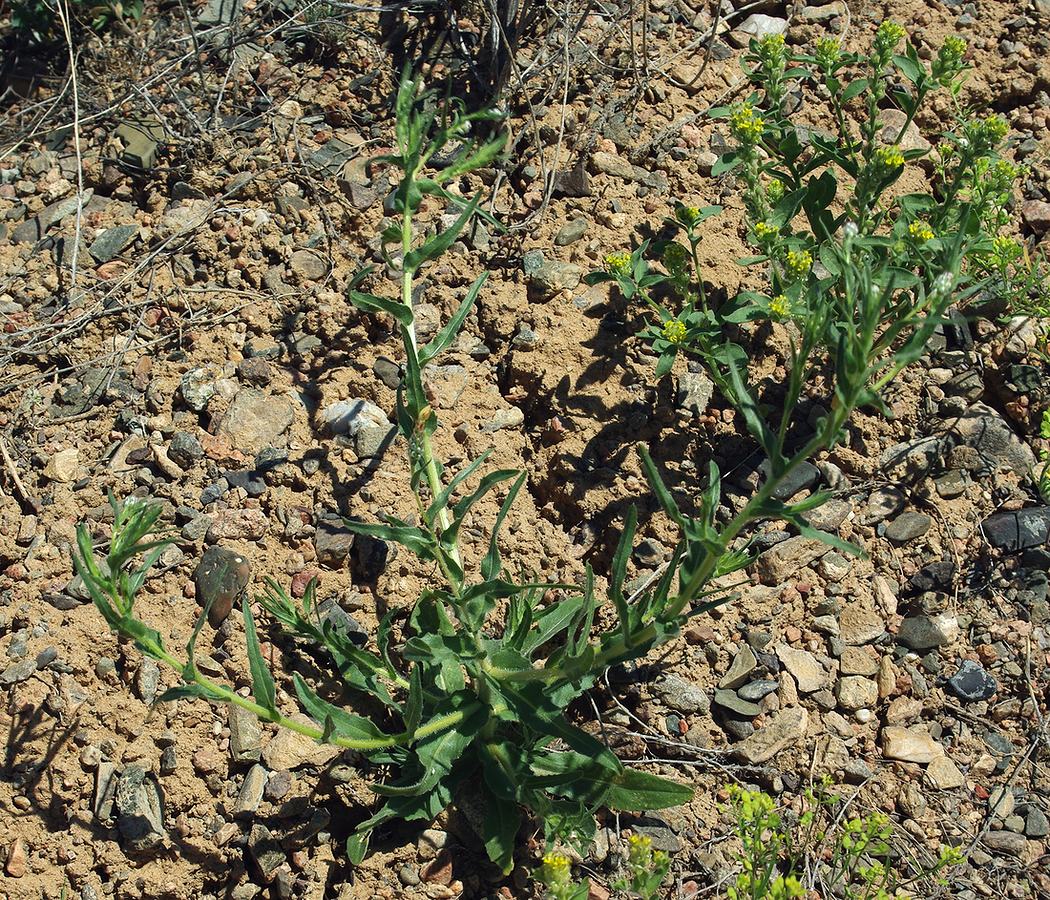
[7, 0, 142, 43]
[725, 785, 963, 900]
[74, 30, 1016, 882]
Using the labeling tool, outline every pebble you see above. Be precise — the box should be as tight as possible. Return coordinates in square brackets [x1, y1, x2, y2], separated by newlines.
[925, 756, 965, 790]
[718, 645, 758, 690]
[655, 674, 709, 714]
[884, 511, 932, 543]
[881, 726, 944, 764]
[194, 547, 251, 627]
[775, 644, 828, 693]
[982, 507, 1050, 552]
[554, 218, 589, 246]
[234, 764, 268, 818]
[947, 660, 998, 702]
[218, 389, 295, 454]
[836, 676, 878, 711]
[229, 704, 263, 762]
[733, 707, 808, 764]
[897, 614, 960, 650]
[522, 250, 582, 299]
[756, 537, 828, 585]
[5, 838, 27, 877]
[677, 372, 715, 416]
[114, 765, 167, 850]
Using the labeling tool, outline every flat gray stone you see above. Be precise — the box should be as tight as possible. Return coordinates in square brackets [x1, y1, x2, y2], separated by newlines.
[114, 766, 166, 850]
[217, 389, 295, 454]
[89, 224, 138, 263]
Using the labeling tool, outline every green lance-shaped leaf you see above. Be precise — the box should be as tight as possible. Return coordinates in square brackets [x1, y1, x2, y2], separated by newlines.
[419, 272, 488, 367]
[482, 471, 526, 581]
[403, 193, 481, 274]
[242, 597, 276, 714]
[609, 505, 638, 644]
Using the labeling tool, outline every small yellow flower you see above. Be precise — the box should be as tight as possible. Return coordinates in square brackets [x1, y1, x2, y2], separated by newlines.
[979, 114, 1008, 146]
[539, 853, 572, 888]
[605, 251, 632, 276]
[754, 221, 777, 241]
[992, 235, 1021, 259]
[874, 146, 905, 171]
[662, 319, 688, 344]
[765, 179, 785, 203]
[908, 220, 934, 242]
[678, 205, 702, 227]
[815, 36, 840, 69]
[730, 103, 765, 144]
[769, 294, 790, 316]
[875, 20, 906, 57]
[784, 248, 812, 279]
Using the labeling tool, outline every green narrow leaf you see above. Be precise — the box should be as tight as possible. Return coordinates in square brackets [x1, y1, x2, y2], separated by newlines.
[482, 471, 526, 581]
[606, 768, 694, 811]
[403, 193, 481, 273]
[483, 794, 521, 874]
[242, 598, 276, 713]
[419, 272, 488, 366]
[349, 289, 415, 327]
[638, 445, 684, 526]
[292, 674, 394, 747]
[609, 505, 637, 643]
[404, 667, 423, 738]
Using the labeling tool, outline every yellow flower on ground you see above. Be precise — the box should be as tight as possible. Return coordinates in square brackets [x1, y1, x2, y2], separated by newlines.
[730, 103, 765, 144]
[784, 248, 812, 279]
[662, 319, 688, 344]
[908, 220, 934, 242]
[605, 251, 632, 276]
[770, 294, 790, 316]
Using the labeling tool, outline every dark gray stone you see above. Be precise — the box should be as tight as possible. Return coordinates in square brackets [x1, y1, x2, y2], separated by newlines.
[314, 515, 355, 568]
[713, 689, 761, 717]
[947, 660, 997, 702]
[168, 431, 203, 469]
[762, 459, 820, 500]
[89, 224, 138, 263]
[114, 765, 166, 850]
[885, 511, 932, 543]
[983, 508, 1050, 552]
[737, 679, 779, 702]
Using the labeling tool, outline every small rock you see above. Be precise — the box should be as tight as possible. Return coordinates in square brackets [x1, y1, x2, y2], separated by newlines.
[898, 782, 927, 818]
[417, 829, 447, 861]
[947, 660, 997, 702]
[865, 487, 905, 523]
[229, 704, 263, 762]
[217, 389, 295, 454]
[982, 507, 1050, 552]
[289, 249, 327, 281]
[884, 511, 931, 543]
[481, 407, 525, 432]
[880, 437, 946, 481]
[737, 679, 778, 701]
[981, 830, 1026, 856]
[193, 547, 251, 627]
[838, 606, 886, 645]
[733, 707, 808, 764]
[234, 764, 268, 818]
[89, 224, 138, 263]
[950, 403, 1036, 476]
[677, 372, 715, 415]
[719, 645, 758, 690]
[1021, 199, 1050, 234]
[5, 838, 27, 877]
[897, 614, 959, 650]
[755, 537, 828, 585]
[881, 726, 944, 764]
[775, 644, 829, 693]
[1023, 806, 1049, 838]
[523, 251, 582, 299]
[207, 509, 268, 542]
[989, 786, 1015, 819]
[261, 717, 339, 770]
[713, 689, 761, 717]
[114, 765, 166, 850]
[926, 756, 965, 790]
[44, 448, 80, 483]
[655, 674, 709, 715]
[554, 218, 589, 246]
[836, 676, 878, 711]
[735, 13, 788, 41]
[314, 515, 356, 568]
[248, 824, 285, 882]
